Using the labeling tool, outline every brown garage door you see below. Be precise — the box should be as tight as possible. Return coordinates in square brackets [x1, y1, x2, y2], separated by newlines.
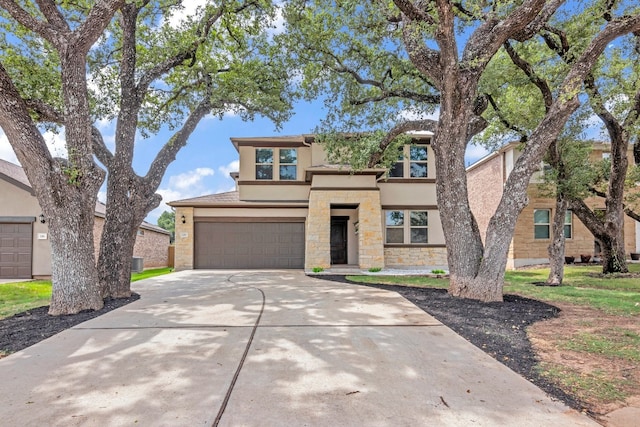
[0, 222, 32, 279]
[194, 221, 305, 269]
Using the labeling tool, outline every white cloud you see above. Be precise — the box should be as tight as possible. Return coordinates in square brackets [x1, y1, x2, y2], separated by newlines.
[218, 160, 239, 177]
[0, 129, 19, 164]
[169, 167, 215, 190]
[397, 107, 440, 123]
[43, 129, 68, 158]
[165, 0, 208, 28]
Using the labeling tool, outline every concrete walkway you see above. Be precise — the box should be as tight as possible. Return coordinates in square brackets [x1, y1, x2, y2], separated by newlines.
[0, 270, 598, 426]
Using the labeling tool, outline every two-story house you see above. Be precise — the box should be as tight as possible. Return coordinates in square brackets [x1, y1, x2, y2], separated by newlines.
[467, 142, 640, 269]
[169, 133, 448, 271]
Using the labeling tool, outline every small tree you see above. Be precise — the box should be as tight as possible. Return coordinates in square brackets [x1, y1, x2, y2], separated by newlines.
[157, 211, 175, 242]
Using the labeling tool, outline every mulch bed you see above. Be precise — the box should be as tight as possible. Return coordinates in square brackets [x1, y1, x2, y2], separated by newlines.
[0, 294, 139, 355]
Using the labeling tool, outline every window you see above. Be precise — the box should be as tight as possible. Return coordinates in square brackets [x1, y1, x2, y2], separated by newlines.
[385, 211, 404, 243]
[256, 148, 273, 180]
[409, 145, 428, 178]
[564, 210, 572, 239]
[279, 148, 297, 180]
[137, 229, 144, 236]
[410, 211, 428, 243]
[534, 209, 550, 239]
[388, 144, 428, 178]
[385, 210, 428, 244]
[389, 146, 404, 178]
[255, 148, 297, 180]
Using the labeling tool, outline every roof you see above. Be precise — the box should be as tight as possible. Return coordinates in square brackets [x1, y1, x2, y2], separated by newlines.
[0, 159, 33, 194]
[169, 191, 308, 208]
[0, 159, 169, 235]
[94, 201, 170, 235]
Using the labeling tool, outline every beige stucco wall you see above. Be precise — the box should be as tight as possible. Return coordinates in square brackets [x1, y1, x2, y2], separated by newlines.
[194, 207, 308, 218]
[311, 174, 378, 189]
[238, 184, 310, 201]
[306, 189, 384, 269]
[378, 182, 438, 206]
[0, 178, 52, 277]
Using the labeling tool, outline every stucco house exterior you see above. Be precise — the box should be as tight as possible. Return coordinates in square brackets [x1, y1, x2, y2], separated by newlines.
[0, 159, 170, 279]
[467, 143, 640, 269]
[169, 133, 448, 271]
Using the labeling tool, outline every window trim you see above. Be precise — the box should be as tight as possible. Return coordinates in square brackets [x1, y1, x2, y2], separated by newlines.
[385, 209, 429, 245]
[255, 148, 274, 180]
[388, 144, 429, 179]
[255, 147, 298, 181]
[533, 209, 550, 240]
[564, 210, 572, 239]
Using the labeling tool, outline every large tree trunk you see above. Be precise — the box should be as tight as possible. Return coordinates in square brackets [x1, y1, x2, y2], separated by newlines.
[98, 207, 138, 298]
[547, 195, 568, 285]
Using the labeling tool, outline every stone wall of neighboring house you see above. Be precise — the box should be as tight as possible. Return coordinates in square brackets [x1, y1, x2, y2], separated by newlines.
[467, 154, 503, 242]
[511, 186, 637, 267]
[93, 216, 170, 269]
[384, 247, 448, 269]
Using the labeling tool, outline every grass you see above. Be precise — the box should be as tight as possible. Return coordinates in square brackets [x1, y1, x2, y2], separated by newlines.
[0, 280, 52, 319]
[348, 264, 640, 316]
[560, 328, 640, 362]
[0, 267, 173, 319]
[536, 363, 631, 403]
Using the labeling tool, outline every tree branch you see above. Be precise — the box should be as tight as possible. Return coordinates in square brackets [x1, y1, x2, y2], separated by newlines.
[393, 0, 435, 25]
[73, 0, 126, 53]
[0, 0, 59, 44]
[35, 0, 69, 31]
[367, 119, 438, 167]
[91, 126, 114, 168]
[503, 40, 553, 111]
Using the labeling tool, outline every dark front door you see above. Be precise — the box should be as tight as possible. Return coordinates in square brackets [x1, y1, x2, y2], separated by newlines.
[330, 217, 348, 265]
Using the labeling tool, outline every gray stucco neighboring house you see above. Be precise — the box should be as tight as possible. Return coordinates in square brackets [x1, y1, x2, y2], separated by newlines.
[0, 159, 170, 279]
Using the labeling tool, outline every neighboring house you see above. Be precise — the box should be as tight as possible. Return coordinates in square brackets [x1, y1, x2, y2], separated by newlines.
[0, 159, 170, 279]
[467, 143, 640, 269]
[169, 133, 448, 271]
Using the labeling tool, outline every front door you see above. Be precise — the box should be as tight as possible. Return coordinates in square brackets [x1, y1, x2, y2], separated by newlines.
[330, 217, 348, 264]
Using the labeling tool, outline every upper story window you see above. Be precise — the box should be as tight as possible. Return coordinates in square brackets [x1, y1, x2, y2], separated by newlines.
[255, 148, 297, 180]
[279, 148, 297, 180]
[385, 210, 428, 244]
[256, 148, 274, 180]
[388, 144, 428, 178]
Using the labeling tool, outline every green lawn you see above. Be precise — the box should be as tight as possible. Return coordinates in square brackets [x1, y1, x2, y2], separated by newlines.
[0, 267, 173, 319]
[348, 263, 640, 316]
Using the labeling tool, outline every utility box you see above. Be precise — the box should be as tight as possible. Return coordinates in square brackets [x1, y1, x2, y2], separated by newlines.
[132, 257, 144, 273]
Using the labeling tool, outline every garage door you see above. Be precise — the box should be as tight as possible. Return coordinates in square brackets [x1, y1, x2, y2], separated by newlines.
[0, 223, 32, 279]
[194, 221, 305, 269]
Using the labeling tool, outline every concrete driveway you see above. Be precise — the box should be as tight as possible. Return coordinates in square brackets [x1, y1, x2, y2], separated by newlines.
[0, 270, 597, 426]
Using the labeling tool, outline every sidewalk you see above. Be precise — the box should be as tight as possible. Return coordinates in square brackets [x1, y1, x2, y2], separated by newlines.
[0, 270, 598, 426]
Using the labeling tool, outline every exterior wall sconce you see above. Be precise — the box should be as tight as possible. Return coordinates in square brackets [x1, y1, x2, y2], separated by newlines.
[39, 214, 46, 224]
[181, 214, 186, 224]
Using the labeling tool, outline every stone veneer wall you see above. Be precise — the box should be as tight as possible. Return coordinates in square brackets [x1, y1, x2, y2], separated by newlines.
[306, 189, 384, 269]
[174, 207, 194, 270]
[384, 247, 448, 268]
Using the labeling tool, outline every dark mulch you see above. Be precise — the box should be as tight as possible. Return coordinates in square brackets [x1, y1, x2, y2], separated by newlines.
[0, 294, 139, 355]
[318, 275, 586, 413]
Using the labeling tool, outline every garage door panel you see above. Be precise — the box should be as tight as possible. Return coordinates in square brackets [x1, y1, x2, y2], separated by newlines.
[0, 222, 32, 279]
[195, 222, 305, 269]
